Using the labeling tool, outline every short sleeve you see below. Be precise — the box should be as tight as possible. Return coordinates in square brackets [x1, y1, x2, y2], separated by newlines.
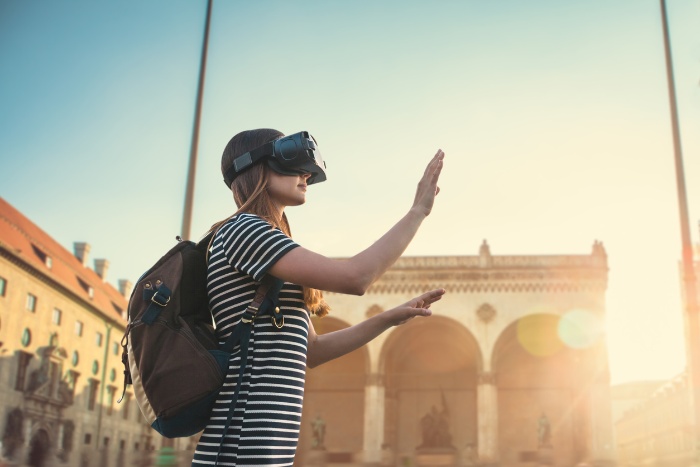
[217, 214, 299, 281]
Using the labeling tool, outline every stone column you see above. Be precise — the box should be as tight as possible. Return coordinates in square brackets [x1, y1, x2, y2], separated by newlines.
[587, 341, 617, 466]
[477, 372, 499, 464]
[363, 373, 385, 465]
[588, 373, 617, 465]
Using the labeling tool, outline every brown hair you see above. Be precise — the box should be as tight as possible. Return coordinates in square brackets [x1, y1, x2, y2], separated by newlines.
[209, 129, 330, 317]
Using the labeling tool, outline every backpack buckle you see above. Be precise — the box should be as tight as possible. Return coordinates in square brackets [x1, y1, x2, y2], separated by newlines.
[150, 290, 171, 306]
[271, 306, 284, 329]
[241, 305, 258, 324]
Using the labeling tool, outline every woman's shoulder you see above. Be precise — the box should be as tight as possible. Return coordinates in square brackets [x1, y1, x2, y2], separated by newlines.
[222, 213, 270, 229]
[216, 213, 278, 241]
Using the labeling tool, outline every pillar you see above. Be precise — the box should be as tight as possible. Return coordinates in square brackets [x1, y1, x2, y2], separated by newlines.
[477, 371, 499, 464]
[363, 373, 385, 465]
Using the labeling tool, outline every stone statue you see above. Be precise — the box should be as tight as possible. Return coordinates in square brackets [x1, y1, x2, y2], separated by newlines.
[479, 239, 491, 256]
[311, 414, 326, 450]
[538, 413, 551, 447]
[418, 393, 453, 449]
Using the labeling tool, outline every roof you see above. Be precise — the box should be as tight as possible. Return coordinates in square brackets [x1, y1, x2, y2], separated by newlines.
[0, 197, 128, 323]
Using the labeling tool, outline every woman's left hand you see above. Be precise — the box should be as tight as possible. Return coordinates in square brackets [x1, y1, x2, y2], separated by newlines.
[382, 288, 446, 326]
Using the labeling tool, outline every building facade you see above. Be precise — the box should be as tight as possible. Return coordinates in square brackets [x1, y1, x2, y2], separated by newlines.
[0, 198, 192, 466]
[614, 374, 694, 467]
[613, 239, 700, 467]
[297, 240, 617, 467]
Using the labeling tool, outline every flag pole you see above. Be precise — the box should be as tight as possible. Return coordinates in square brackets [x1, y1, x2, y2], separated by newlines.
[659, 0, 700, 461]
[182, 0, 213, 240]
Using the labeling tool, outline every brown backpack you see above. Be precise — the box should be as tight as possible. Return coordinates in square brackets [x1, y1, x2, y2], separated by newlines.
[119, 232, 282, 438]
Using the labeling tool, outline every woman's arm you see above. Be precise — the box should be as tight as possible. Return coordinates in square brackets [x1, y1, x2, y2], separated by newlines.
[306, 288, 445, 368]
[268, 150, 444, 295]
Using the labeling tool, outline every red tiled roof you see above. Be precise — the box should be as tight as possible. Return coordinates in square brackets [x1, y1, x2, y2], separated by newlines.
[0, 197, 128, 323]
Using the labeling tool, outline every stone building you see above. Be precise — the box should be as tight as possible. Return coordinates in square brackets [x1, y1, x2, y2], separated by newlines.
[613, 238, 700, 467]
[0, 198, 192, 466]
[297, 240, 617, 467]
[614, 374, 693, 467]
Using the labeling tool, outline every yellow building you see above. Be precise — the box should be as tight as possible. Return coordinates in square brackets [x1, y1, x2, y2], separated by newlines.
[299, 240, 617, 467]
[614, 375, 693, 467]
[0, 197, 192, 466]
[613, 240, 700, 467]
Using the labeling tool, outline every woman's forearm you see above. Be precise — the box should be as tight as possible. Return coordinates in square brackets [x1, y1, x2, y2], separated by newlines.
[306, 314, 390, 368]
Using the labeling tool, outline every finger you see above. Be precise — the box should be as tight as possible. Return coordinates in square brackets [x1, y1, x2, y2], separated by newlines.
[423, 149, 444, 177]
[410, 289, 445, 309]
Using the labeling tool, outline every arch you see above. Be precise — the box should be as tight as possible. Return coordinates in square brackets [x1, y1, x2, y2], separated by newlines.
[492, 314, 591, 466]
[28, 428, 51, 467]
[378, 316, 482, 459]
[299, 316, 370, 461]
[378, 315, 483, 376]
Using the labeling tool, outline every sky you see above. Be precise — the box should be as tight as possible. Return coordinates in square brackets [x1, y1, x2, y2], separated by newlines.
[1, 0, 699, 385]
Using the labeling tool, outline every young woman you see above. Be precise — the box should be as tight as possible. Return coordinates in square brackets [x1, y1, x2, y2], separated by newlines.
[191, 128, 445, 466]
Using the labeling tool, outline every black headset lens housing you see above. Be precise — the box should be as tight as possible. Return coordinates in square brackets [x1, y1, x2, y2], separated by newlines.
[223, 131, 327, 187]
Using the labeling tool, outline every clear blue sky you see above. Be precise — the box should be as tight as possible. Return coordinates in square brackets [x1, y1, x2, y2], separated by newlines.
[1, 0, 699, 384]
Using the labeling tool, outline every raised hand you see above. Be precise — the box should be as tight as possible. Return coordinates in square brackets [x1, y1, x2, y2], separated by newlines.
[383, 288, 446, 326]
[411, 149, 444, 217]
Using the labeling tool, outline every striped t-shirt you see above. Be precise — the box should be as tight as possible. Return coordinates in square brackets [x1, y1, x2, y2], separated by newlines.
[192, 213, 309, 466]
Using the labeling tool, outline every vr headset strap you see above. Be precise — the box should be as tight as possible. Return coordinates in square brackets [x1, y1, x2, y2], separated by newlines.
[223, 142, 275, 187]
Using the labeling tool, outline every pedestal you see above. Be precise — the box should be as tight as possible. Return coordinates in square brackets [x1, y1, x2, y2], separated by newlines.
[537, 445, 553, 466]
[415, 448, 457, 467]
[306, 448, 327, 467]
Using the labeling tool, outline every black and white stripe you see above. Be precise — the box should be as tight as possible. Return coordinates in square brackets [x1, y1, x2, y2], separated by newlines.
[192, 214, 308, 466]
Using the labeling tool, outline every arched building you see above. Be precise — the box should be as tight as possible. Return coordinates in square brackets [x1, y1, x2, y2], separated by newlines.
[298, 240, 616, 467]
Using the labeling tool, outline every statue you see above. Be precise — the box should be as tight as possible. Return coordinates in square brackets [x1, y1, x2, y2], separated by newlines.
[418, 392, 453, 449]
[311, 414, 326, 450]
[479, 239, 491, 256]
[538, 413, 551, 447]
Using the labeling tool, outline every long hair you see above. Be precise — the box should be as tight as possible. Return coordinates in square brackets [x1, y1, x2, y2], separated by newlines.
[209, 129, 330, 317]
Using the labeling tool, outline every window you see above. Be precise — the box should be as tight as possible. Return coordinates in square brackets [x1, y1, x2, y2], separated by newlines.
[84, 434, 92, 445]
[95, 332, 103, 347]
[74, 321, 83, 337]
[87, 379, 100, 411]
[26, 293, 37, 312]
[112, 341, 119, 356]
[0, 276, 6, 296]
[21, 328, 31, 347]
[15, 351, 33, 391]
[52, 308, 62, 325]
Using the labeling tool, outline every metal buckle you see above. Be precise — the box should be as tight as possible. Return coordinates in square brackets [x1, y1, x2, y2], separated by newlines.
[241, 305, 259, 324]
[150, 290, 170, 306]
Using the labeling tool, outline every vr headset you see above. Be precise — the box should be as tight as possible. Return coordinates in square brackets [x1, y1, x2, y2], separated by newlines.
[223, 131, 327, 187]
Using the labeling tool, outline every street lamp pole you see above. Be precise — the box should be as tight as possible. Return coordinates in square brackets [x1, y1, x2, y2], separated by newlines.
[659, 0, 700, 459]
[181, 0, 213, 240]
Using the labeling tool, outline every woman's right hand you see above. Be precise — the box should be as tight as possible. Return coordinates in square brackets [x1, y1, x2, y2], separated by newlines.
[411, 149, 444, 217]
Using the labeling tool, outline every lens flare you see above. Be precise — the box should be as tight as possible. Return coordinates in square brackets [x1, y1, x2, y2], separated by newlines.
[516, 314, 564, 357]
[558, 309, 604, 349]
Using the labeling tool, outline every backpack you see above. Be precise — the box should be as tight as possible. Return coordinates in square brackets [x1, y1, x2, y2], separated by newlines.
[119, 231, 283, 438]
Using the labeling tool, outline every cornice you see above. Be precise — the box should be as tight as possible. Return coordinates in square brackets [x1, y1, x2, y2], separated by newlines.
[0, 246, 126, 329]
[328, 254, 608, 295]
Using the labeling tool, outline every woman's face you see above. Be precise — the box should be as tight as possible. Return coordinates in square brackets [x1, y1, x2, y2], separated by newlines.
[267, 171, 311, 209]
